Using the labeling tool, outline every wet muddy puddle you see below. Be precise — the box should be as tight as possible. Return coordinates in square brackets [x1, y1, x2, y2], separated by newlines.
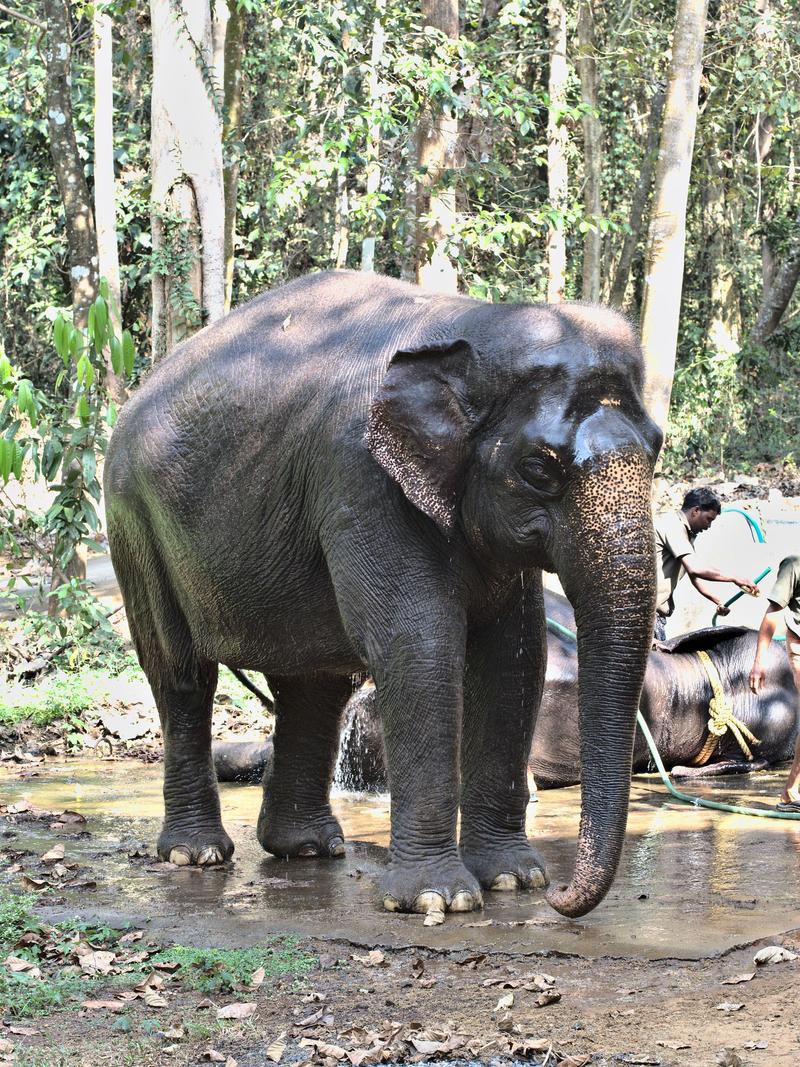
[2, 759, 799, 961]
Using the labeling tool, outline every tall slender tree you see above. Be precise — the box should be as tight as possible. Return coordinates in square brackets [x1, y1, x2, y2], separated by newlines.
[639, 0, 709, 434]
[576, 1, 602, 303]
[546, 0, 568, 302]
[150, 0, 226, 361]
[416, 0, 459, 293]
[361, 0, 387, 273]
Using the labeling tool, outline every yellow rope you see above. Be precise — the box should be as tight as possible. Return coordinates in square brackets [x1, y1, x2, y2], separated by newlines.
[690, 649, 761, 765]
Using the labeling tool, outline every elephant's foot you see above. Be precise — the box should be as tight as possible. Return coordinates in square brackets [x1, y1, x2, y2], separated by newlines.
[157, 823, 234, 867]
[257, 797, 345, 859]
[381, 853, 483, 916]
[459, 835, 548, 893]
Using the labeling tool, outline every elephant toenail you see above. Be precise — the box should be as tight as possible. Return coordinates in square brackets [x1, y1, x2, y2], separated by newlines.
[413, 891, 446, 915]
[450, 891, 478, 912]
[197, 846, 224, 866]
[298, 844, 319, 857]
[383, 895, 402, 912]
[169, 846, 192, 866]
[528, 867, 548, 889]
[490, 873, 518, 891]
[328, 837, 345, 857]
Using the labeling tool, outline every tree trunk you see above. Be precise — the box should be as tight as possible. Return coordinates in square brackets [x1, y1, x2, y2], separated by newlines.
[577, 2, 602, 303]
[361, 0, 386, 273]
[607, 89, 665, 309]
[704, 146, 742, 359]
[331, 36, 351, 270]
[546, 0, 568, 303]
[748, 210, 800, 345]
[222, 1, 243, 310]
[150, 0, 226, 362]
[416, 0, 459, 294]
[93, 6, 128, 406]
[43, 0, 97, 599]
[639, 0, 709, 434]
[43, 0, 98, 333]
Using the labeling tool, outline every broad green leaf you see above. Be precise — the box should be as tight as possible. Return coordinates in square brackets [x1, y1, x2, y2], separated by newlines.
[122, 331, 135, 375]
[76, 395, 90, 422]
[110, 336, 123, 376]
[93, 295, 108, 349]
[81, 449, 97, 485]
[0, 439, 12, 482]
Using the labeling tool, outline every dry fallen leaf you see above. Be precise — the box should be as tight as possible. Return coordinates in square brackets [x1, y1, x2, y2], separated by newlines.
[143, 989, 168, 1008]
[6, 1026, 41, 1036]
[118, 930, 144, 944]
[464, 918, 493, 927]
[78, 950, 116, 975]
[4, 955, 41, 978]
[266, 1033, 287, 1062]
[743, 1040, 768, 1049]
[657, 1040, 691, 1050]
[225, 1059, 238, 1067]
[721, 972, 755, 985]
[716, 1051, 743, 1067]
[217, 1002, 257, 1021]
[249, 966, 266, 988]
[82, 1000, 126, 1012]
[202, 1051, 226, 1063]
[162, 1026, 185, 1040]
[352, 950, 387, 967]
[753, 945, 799, 965]
[534, 989, 561, 1007]
[423, 910, 445, 927]
[715, 1002, 745, 1013]
[410, 1039, 446, 1055]
[494, 992, 514, 1012]
[41, 843, 65, 864]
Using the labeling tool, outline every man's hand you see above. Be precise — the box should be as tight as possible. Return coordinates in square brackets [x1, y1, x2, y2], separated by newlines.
[716, 603, 731, 617]
[749, 661, 765, 694]
[736, 579, 759, 596]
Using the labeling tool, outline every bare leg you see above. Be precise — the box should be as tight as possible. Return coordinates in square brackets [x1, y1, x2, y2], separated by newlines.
[781, 637, 800, 805]
[257, 673, 353, 858]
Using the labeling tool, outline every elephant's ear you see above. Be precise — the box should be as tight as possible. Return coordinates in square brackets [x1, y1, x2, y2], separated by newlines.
[366, 339, 478, 535]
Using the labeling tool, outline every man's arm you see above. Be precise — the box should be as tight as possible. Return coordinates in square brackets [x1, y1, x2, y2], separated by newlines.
[681, 556, 760, 606]
[749, 602, 782, 693]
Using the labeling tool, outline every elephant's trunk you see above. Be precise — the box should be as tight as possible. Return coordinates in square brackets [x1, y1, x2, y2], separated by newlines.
[546, 448, 656, 918]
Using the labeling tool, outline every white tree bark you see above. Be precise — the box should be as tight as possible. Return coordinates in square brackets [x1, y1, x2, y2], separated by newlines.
[150, 0, 226, 361]
[416, 0, 459, 294]
[361, 0, 386, 273]
[93, 6, 127, 404]
[639, 0, 709, 434]
[546, 0, 568, 303]
[577, 2, 602, 303]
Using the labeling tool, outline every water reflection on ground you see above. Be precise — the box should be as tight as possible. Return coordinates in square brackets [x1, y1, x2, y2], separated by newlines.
[2, 759, 799, 960]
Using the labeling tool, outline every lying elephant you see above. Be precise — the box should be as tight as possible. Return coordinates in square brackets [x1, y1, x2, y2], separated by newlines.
[214, 590, 799, 790]
[106, 270, 661, 919]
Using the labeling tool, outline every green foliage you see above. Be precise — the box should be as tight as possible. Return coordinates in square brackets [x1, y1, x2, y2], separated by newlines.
[150, 207, 203, 328]
[0, 890, 38, 947]
[146, 941, 317, 993]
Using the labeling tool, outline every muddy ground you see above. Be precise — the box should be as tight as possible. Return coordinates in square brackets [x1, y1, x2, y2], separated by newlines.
[1, 758, 799, 1067]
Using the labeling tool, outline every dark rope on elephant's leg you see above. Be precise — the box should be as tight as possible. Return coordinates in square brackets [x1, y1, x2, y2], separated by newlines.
[226, 666, 275, 713]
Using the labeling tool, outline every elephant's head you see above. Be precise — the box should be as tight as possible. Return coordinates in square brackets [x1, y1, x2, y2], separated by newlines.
[366, 302, 661, 918]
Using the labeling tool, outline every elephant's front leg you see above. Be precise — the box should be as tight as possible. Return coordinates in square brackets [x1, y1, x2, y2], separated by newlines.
[375, 632, 483, 916]
[257, 673, 352, 859]
[459, 576, 548, 893]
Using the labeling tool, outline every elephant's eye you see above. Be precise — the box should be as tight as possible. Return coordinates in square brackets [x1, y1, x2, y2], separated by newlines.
[518, 455, 564, 496]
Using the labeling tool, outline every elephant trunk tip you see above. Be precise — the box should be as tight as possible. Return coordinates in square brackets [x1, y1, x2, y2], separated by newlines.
[545, 879, 609, 919]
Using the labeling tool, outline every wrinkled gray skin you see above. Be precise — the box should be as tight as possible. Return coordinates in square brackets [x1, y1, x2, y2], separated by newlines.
[105, 270, 660, 919]
[214, 592, 800, 790]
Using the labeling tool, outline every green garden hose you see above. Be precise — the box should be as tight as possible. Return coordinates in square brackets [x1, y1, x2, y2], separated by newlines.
[545, 616, 800, 820]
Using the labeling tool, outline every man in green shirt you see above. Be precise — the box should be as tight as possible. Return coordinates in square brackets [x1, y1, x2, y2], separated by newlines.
[749, 554, 800, 811]
[654, 487, 759, 641]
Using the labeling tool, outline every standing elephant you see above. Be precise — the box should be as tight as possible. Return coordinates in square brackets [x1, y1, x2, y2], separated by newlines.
[105, 270, 660, 919]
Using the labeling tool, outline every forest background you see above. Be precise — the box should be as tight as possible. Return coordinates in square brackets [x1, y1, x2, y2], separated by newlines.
[0, 0, 799, 646]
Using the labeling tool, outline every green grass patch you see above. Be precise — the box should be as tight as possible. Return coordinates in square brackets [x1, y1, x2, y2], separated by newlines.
[0, 969, 95, 1018]
[147, 940, 316, 993]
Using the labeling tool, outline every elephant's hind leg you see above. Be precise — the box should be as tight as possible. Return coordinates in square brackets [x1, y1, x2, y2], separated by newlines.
[257, 673, 352, 859]
[110, 522, 232, 866]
